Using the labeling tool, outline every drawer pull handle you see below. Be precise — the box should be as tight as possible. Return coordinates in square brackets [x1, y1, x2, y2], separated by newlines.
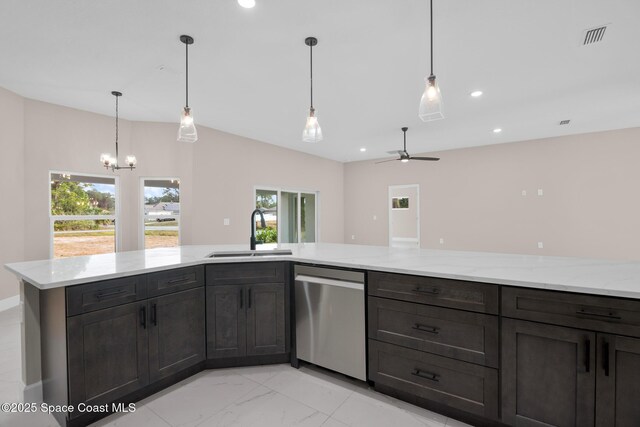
[412, 324, 440, 334]
[167, 277, 191, 285]
[413, 287, 440, 295]
[575, 309, 621, 320]
[411, 369, 439, 382]
[96, 289, 127, 300]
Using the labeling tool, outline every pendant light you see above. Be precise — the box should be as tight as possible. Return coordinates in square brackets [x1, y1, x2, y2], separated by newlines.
[100, 91, 137, 171]
[418, 0, 444, 122]
[178, 35, 198, 143]
[302, 36, 323, 143]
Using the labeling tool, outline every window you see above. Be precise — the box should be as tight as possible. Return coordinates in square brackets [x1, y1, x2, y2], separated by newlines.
[255, 188, 318, 245]
[50, 172, 118, 258]
[141, 178, 180, 249]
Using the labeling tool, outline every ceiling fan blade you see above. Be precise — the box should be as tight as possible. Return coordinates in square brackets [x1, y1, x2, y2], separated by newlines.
[375, 158, 400, 164]
[410, 156, 440, 161]
[386, 150, 403, 155]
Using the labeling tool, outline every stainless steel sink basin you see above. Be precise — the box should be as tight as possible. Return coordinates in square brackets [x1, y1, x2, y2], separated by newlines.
[207, 249, 293, 258]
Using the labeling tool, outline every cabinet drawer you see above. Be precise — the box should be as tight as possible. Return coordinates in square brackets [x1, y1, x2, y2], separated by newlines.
[503, 286, 640, 337]
[369, 340, 499, 420]
[368, 297, 499, 367]
[67, 275, 147, 316]
[368, 271, 499, 314]
[147, 266, 204, 297]
[206, 262, 285, 285]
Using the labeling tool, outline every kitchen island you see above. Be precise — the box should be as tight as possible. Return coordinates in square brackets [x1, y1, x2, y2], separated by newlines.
[6, 243, 640, 427]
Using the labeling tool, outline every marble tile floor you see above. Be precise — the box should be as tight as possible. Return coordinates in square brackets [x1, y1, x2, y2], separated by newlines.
[0, 305, 471, 427]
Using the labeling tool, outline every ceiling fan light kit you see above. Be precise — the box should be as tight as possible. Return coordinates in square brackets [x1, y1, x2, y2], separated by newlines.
[100, 91, 137, 171]
[178, 34, 198, 143]
[302, 36, 323, 143]
[419, 0, 444, 122]
[376, 127, 440, 164]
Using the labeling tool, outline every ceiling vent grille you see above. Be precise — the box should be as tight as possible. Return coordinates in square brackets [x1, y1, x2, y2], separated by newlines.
[582, 25, 607, 45]
[559, 120, 571, 125]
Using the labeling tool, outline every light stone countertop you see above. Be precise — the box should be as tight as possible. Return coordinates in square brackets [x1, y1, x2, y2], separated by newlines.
[5, 243, 640, 299]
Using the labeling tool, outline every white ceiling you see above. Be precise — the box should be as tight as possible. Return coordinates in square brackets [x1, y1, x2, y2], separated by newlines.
[1, 0, 639, 162]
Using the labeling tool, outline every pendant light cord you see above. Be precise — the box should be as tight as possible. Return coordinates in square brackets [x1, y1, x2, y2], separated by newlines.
[185, 42, 189, 108]
[430, 0, 434, 76]
[115, 94, 119, 164]
[309, 42, 314, 109]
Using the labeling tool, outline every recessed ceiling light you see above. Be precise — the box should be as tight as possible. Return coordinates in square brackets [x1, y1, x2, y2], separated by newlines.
[470, 90, 483, 97]
[360, 148, 366, 152]
[493, 128, 502, 133]
[238, 0, 256, 8]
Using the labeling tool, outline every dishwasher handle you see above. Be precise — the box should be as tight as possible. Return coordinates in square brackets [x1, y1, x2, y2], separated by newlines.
[295, 274, 363, 290]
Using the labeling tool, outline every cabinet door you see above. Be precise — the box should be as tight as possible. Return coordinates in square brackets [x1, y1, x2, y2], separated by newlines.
[67, 301, 148, 414]
[502, 319, 595, 427]
[207, 284, 246, 358]
[596, 334, 640, 427]
[148, 288, 206, 382]
[246, 283, 286, 356]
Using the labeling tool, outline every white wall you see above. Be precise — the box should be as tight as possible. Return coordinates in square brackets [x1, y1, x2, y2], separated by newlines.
[0, 87, 25, 301]
[0, 88, 344, 301]
[344, 127, 640, 261]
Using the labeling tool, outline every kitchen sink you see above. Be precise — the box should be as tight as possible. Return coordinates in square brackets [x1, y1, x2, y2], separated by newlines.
[207, 249, 293, 258]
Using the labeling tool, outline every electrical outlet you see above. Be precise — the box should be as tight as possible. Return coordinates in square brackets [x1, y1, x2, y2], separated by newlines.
[538, 189, 544, 196]
[439, 238, 444, 244]
[538, 242, 544, 249]
[223, 218, 230, 226]
[521, 190, 527, 196]
[351, 235, 356, 240]
[373, 215, 377, 221]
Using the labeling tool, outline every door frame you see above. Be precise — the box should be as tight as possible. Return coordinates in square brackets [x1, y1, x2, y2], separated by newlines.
[388, 184, 420, 248]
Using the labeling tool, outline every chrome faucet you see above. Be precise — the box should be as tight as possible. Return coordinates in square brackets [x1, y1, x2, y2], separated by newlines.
[250, 208, 267, 250]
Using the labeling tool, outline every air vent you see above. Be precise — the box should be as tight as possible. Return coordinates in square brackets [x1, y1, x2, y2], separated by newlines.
[559, 120, 571, 125]
[582, 25, 607, 45]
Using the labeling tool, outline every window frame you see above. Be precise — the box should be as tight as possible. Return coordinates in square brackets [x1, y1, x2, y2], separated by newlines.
[139, 177, 181, 250]
[253, 186, 320, 244]
[49, 170, 120, 259]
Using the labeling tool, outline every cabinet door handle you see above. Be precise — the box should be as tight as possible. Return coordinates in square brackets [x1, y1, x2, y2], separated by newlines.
[584, 339, 591, 373]
[411, 369, 439, 382]
[140, 306, 146, 329]
[240, 289, 243, 309]
[151, 304, 157, 326]
[248, 288, 252, 309]
[167, 277, 190, 285]
[413, 287, 440, 295]
[575, 308, 621, 320]
[603, 340, 610, 377]
[96, 289, 127, 299]
[412, 324, 440, 334]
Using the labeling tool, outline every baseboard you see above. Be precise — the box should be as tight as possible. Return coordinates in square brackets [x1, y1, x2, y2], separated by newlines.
[23, 380, 43, 404]
[0, 295, 20, 312]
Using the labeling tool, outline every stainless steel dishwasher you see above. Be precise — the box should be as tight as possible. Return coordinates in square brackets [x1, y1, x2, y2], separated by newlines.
[294, 265, 366, 381]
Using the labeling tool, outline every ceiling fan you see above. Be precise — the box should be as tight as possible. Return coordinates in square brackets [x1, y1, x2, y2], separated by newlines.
[376, 127, 440, 164]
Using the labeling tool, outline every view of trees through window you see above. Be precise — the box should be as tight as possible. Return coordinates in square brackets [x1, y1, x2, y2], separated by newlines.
[50, 173, 116, 258]
[256, 189, 278, 244]
[143, 179, 180, 249]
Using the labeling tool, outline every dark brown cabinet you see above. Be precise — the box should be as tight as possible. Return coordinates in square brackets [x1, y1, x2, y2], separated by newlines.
[67, 301, 149, 414]
[205, 263, 289, 365]
[148, 287, 206, 382]
[206, 284, 247, 358]
[596, 334, 640, 427]
[501, 318, 596, 427]
[207, 282, 286, 359]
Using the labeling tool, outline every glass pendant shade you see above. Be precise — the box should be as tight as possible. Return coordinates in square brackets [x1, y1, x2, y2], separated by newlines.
[419, 75, 444, 122]
[178, 107, 198, 143]
[302, 108, 323, 143]
[125, 155, 137, 168]
[100, 153, 112, 167]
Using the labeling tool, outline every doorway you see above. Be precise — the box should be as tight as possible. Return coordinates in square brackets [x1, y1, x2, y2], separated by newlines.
[388, 184, 420, 248]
